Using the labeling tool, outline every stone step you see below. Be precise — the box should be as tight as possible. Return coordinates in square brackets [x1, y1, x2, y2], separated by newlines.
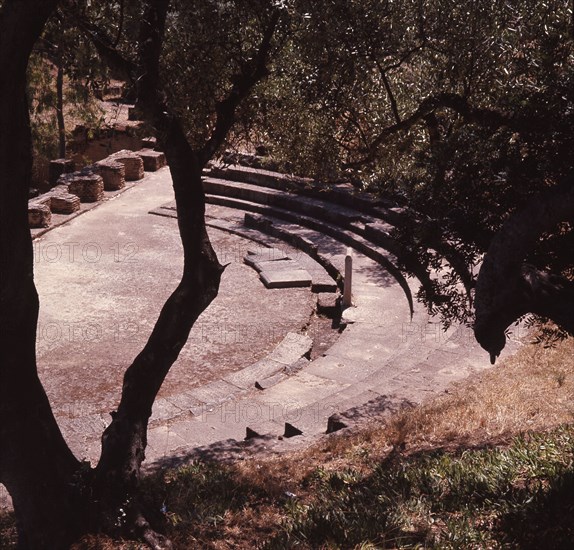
[205, 190, 426, 296]
[260, 268, 312, 289]
[244, 212, 415, 316]
[208, 163, 304, 191]
[248, 256, 313, 289]
[204, 177, 368, 229]
[142, 190, 491, 467]
[208, 163, 402, 220]
[223, 332, 312, 390]
[204, 196, 354, 276]
[205, 187, 435, 300]
[150, 202, 339, 293]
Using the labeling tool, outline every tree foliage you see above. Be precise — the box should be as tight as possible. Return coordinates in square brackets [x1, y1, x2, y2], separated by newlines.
[258, 0, 574, 332]
[1, 1, 572, 547]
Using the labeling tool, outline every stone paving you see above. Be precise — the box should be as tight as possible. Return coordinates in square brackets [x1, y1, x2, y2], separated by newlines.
[30, 167, 316, 464]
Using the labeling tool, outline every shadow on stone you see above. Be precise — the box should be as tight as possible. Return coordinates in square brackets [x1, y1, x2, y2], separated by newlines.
[284, 423, 303, 438]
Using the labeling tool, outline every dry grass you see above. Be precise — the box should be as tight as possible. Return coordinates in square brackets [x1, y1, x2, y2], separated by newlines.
[266, 336, 574, 476]
[392, 336, 574, 450]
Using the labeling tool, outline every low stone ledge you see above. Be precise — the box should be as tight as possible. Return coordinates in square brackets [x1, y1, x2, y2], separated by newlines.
[311, 278, 338, 293]
[93, 159, 126, 191]
[255, 372, 286, 390]
[28, 201, 51, 228]
[137, 148, 166, 171]
[268, 332, 313, 365]
[108, 149, 144, 180]
[260, 268, 312, 289]
[317, 292, 340, 316]
[252, 258, 301, 273]
[244, 247, 289, 267]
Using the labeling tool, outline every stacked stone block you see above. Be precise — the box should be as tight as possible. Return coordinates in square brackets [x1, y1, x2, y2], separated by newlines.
[108, 150, 144, 181]
[28, 201, 52, 228]
[29, 144, 158, 229]
[48, 185, 81, 214]
[48, 158, 75, 187]
[137, 148, 166, 171]
[93, 159, 126, 191]
[57, 169, 104, 202]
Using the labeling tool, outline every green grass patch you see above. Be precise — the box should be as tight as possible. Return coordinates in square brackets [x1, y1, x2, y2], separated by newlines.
[4, 426, 574, 549]
[267, 426, 574, 549]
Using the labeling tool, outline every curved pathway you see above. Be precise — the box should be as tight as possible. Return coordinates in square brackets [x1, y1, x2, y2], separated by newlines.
[144, 163, 524, 467]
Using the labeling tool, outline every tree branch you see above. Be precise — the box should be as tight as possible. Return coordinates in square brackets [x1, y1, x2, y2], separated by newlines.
[64, 1, 137, 82]
[380, 68, 401, 124]
[199, 9, 281, 164]
[344, 92, 551, 169]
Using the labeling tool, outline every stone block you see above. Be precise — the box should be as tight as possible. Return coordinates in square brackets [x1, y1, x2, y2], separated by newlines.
[58, 170, 104, 202]
[245, 427, 262, 439]
[188, 380, 243, 406]
[260, 269, 312, 289]
[49, 187, 81, 214]
[326, 414, 348, 434]
[268, 332, 313, 365]
[244, 247, 289, 267]
[28, 202, 51, 228]
[311, 278, 338, 293]
[317, 292, 339, 315]
[252, 258, 301, 273]
[109, 149, 144, 180]
[49, 158, 74, 187]
[284, 422, 303, 438]
[224, 357, 285, 390]
[137, 148, 166, 171]
[284, 357, 309, 375]
[255, 372, 286, 390]
[141, 137, 157, 149]
[94, 159, 126, 191]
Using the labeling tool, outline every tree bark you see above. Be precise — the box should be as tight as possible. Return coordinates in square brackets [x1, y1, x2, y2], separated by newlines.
[0, 2, 91, 548]
[56, 57, 66, 158]
[92, 1, 280, 543]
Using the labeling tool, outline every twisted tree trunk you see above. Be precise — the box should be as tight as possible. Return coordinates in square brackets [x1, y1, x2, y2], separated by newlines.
[0, 2, 91, 548]
[1, 0, 280, 546]
[474, 176, 574, 363]
[93, 7, 280, 541]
